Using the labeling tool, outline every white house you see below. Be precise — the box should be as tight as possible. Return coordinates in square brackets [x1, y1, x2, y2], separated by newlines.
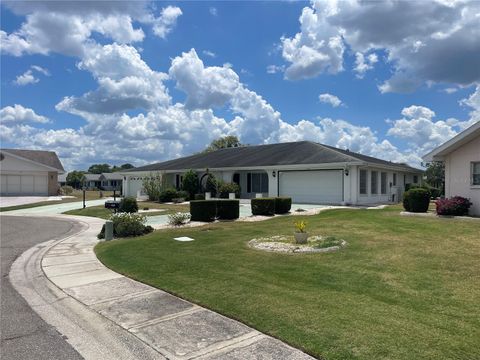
[122, 141, 423, 205]
[0, 149, 65, 196]
[423, 121, 480, 216]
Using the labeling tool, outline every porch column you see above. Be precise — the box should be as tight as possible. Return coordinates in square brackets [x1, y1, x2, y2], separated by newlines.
[268, 169, 278, 197]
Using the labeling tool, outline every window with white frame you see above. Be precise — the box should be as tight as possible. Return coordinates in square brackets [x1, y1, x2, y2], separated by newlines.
[381, 172, 387, 194]
[371, 171, 378, 194]
[472, 162, 480, 186]
[359, 169, 367, 195]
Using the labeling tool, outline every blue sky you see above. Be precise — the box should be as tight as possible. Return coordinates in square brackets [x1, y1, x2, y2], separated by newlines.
[1, 1, 479, 170]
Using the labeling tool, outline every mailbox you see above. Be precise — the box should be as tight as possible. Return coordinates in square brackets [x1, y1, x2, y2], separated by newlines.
[105, 200, 120, 210]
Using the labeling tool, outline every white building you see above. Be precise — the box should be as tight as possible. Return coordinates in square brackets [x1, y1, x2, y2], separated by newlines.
[423, 121, 480, 216]
[122, 141, 422, 206]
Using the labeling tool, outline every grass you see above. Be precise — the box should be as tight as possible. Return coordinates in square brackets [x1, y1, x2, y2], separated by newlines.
[95, 205, 480, 360]
[63, 201, 189, 219]
[0, 190, 117, 212]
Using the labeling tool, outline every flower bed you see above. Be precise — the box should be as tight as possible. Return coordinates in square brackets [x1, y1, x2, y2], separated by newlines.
[248, 235, 346, 254]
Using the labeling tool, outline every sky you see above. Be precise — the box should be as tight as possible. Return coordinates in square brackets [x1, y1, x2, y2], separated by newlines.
[1, 0, 479, 171]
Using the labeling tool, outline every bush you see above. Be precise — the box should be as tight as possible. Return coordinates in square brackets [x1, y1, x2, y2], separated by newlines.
[217, 200, 240, 220]
[204, 173, 217, 197]
[97, 212, 153, 239]
[190, 200, 218, 222]
[218, 182, 240, 198]
[176, 190, 189, 200]
[167, 212, 191, 226]
[182, 170, 199, 200]
[159, 188, 178, 202]
[60, 185, 74, 195]
[403, 188, 430, 213]
[118, 197, 138, 213]
[142, 172, 167, 201]
[194, 193, 205, 200]
[274, 197, 292, 214]
[251, 198, 275, 216]
[435, 196, 472, 216]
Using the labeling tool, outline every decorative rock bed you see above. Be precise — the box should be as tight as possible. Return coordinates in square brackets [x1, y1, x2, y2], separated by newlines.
[248, 235, 347, 254]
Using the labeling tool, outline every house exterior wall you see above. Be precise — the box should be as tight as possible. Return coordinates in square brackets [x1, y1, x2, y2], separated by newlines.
[444, 136, 480, 215]
[47, 172, 58, 195]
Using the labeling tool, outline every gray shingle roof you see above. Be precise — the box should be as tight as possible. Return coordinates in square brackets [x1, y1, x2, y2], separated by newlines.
[84, 174, 101, 181]
[1, 148, 64, 171]
[100, 172, 124, 180]
[127, 141, 422, 173]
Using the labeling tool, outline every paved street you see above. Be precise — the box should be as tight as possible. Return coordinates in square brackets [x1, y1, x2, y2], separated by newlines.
[0, 215, 83, 360]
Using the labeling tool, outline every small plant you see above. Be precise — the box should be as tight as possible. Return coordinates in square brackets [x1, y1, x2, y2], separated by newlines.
[168, 212, 191, 226]
[97, 212, 153, 239]
[294, 220, 307, 233]
[119, 196, 138, 213]
[60, 185, 74, 195]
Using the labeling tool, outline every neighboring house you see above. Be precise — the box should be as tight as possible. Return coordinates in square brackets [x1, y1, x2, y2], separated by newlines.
[0, 149, 65, 196]
[58, 173, 67, 187]
[84, 173, 101, 189]
[99, 172, 123, 191]
[122, 141, 423, 205]
[423, 121, 480, 216]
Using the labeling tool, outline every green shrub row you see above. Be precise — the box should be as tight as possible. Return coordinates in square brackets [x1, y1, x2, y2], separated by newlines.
[190, 200, 240, 222]
[405, 183, 442, 199]
[403, 188, 430, 213]
[251, 197, 292, 216]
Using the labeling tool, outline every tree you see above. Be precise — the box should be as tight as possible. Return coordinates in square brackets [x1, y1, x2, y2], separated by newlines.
[424, 161, 445, 191]
[66, 171, 86, 189]
[112, 163, 135, 172]
[88, 163, 111, 174]
[204, 136, 243, 153]
[181, 170, 199, 199]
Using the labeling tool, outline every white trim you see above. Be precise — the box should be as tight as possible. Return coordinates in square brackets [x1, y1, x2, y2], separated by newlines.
[423, 121, 480, 161]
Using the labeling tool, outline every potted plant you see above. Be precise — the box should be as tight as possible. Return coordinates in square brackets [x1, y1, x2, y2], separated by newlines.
[294, 220, 308, 244]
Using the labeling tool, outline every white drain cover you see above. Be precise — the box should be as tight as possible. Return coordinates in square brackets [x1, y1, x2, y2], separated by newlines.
[174, 236, 194, 242]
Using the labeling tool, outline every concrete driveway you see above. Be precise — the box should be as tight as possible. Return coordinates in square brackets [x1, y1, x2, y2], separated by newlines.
[0, 215, 83, 360]
[0, 196, 59, 208]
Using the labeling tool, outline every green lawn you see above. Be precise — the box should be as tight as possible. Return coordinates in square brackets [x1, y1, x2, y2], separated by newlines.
[0, 190, 117, 212]
[64, 201, 189, 219]
[95, 206, 480, 360]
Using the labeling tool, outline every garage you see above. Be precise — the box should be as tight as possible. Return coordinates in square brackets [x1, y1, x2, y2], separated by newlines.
[1, 174, 48, 195]
[278, 170, 343, 204]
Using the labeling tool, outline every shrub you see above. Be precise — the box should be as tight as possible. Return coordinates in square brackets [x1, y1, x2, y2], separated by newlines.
[60, 185, 74, 195]
[204, 173, 218, 197]
[218, 182, 240, 198]
[97, 212, 153, 239]
[274, 197, 292, 214]
[118, 196, 138, 213]
[217, 200, 240, 220]
[190, 200, 218, 222]
[403, 188, 430, 213]
[176, 190, 189, 200]
[194, 193, 205, 200]
[251, 198, 275, 216]
[159, 188, 178, 202]
[142, 172, 166, 201]
[182, 170, 199, 200]
[168, 212, 191, 226]
[435, 196, 472, 216]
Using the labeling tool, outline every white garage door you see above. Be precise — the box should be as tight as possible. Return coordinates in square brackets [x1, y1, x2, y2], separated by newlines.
[0, 174, 48, 195]
[279, 170, 343, 204]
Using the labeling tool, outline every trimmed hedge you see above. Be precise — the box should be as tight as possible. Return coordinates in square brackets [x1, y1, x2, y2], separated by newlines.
[403, 188, 430, 213]
[274, 197, 292, 214]
[435, 196, 472, 216]
[190, 199, 240, 222]
[217, 200, 240, 220]
[251, 198, 276, 216]
[118, 196, 138, 213]
[194, 193, 205, 200]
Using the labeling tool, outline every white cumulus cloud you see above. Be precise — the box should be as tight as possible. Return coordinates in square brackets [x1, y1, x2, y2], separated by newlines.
[319, 93, 343, 107]
[0, 104, 50, 124]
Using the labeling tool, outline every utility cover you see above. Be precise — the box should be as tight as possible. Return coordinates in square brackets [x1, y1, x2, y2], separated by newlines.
[174, 236, 194, 242]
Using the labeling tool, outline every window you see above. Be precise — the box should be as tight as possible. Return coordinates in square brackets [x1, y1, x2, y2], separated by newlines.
[247, 173, 268, 193]
[381, 172, 387, 194]
[472, 162, 480, 186]
[413, 175, 418, 183]
[359, 169, 367, 195]
[393, 173, 397, 186]
[371, 171, 378, 195]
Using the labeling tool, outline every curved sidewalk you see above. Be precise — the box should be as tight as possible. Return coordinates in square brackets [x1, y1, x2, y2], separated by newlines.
[14, 214, 315, 360]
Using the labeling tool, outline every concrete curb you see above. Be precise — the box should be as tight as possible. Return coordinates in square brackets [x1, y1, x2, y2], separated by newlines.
[12, 214, 315, 360]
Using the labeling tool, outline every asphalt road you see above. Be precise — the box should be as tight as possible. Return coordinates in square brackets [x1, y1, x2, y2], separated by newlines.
[0, 215, 83, 360]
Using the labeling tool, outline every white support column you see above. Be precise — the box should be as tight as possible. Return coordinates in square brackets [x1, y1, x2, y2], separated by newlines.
[268, 170, 278, 197]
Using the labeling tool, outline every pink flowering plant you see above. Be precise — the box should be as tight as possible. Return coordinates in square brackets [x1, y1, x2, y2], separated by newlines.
[435, 196, 472, 216]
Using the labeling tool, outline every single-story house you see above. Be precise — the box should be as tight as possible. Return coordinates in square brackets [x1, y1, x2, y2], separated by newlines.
[122, 141, 423, 205]
[423, 121, 480, 216]
[99, 172, 123, 191]
[0, 149, 65, 196]
[84, 173, 101, 189]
